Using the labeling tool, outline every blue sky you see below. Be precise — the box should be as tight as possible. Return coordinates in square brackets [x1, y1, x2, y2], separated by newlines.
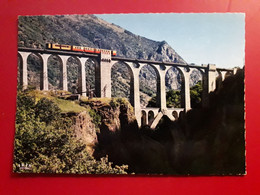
[95, 13, 245, 68]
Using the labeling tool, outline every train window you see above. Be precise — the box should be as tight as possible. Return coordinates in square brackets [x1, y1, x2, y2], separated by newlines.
[73, 46, 84, 51]
[84, 47, 94, 53]
[52, 44, 61, 49]
[95, 48, 101, 53]
[101, 50, 111, 55]
[61, 45, 71, 50]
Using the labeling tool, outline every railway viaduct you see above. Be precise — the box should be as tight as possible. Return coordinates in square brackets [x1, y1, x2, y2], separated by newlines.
[18, 48, 237, 128]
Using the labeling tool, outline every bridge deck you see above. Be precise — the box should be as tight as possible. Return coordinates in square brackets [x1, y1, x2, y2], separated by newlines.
[18, 47, 99, 58]
[18, 47, 233, 72]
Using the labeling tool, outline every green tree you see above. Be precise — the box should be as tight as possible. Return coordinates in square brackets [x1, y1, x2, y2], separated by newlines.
[190, 81, 202, 108]
[34, 98, 61, 125]
[147, 90, 181, 108]
[147, 81, 202, 108]
[166, 90, 181, 108]
[14, 90, 128, 174]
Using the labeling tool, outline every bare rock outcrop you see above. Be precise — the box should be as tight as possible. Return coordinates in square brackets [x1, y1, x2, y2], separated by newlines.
[72, 111, 98, 155]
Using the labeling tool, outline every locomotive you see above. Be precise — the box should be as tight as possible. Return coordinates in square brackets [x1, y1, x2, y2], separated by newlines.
[46, 43, 117, 56]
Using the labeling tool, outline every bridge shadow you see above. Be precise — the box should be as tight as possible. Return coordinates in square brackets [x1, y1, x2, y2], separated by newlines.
[93, 69, 245, 175]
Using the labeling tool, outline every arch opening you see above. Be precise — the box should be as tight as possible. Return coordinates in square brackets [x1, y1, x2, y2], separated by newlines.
[27, 53, 43, 90]
[111, 61, 134, 105]
[85, 58, 97, 98]
[47, 55, 62, 90]
[172, 111, 178, 120]
[165, 66, 182, 108]
[141, 110, 147, 126]
[67, 57, 81, 94]
[140, 64, 159, 108]
[189, 68, 203, 108]
[148, 111, 155, 125]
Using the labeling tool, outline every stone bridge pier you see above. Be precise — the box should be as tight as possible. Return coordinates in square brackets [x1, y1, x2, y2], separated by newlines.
[97, 59, 193, 127]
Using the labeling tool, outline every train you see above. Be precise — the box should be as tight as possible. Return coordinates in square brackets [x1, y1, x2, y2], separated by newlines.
[46, 43, 117, 56]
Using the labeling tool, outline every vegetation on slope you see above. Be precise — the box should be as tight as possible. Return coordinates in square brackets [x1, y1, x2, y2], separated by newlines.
[13, 90, 128, 174]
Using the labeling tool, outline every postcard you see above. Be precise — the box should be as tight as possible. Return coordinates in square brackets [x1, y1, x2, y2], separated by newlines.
[14, 13, 245, 175]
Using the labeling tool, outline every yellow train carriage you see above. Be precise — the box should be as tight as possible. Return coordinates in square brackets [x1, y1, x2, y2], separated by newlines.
[46, 43, 116, 56]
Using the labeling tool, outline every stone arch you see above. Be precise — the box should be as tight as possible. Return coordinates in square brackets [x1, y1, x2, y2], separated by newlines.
[189, 68, 203, 108]
[165, 66, 182, 108]
[111, 61, 134, 106]
[139, 64, 160, 108]
[175, 66, 191, 110]
[47, 54, 63, 90]
[172, 111, 178, 120]
[141, 110, 147, 126]
[148, 110, 155, 125]
[27, 52, 43, 90]
[189, 68, 202, 87]
[67, 56, 81, 94]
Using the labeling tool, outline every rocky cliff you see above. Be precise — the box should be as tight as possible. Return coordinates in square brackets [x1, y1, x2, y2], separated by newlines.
[72, 111, 98, 155]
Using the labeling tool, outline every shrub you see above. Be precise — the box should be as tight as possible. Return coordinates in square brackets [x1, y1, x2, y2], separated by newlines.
[109, 98, 119, 109]
[88, 108, 102, 130]
[34, 98, 61, 124]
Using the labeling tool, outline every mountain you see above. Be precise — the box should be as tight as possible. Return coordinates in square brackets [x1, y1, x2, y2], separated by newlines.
[18, 14, 200, 106]
[18, 14, 186, 63]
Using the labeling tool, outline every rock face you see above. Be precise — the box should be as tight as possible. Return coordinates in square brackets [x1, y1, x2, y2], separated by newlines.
[72, 111, 98, 155]
[71, 98, 136, 156]
[80, 98, 136, 133]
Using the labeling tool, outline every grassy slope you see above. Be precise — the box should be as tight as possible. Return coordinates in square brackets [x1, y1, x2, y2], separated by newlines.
[26, 90, 87, 113]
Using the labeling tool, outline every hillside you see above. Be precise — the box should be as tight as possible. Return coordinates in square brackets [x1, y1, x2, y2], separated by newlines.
[18, 14, 200, 106]
[18, 15, 186, 63]
[14, 89, 130, 174]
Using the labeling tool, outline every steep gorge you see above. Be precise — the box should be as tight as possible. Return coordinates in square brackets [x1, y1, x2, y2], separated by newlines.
[89, 69, 245, 175]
